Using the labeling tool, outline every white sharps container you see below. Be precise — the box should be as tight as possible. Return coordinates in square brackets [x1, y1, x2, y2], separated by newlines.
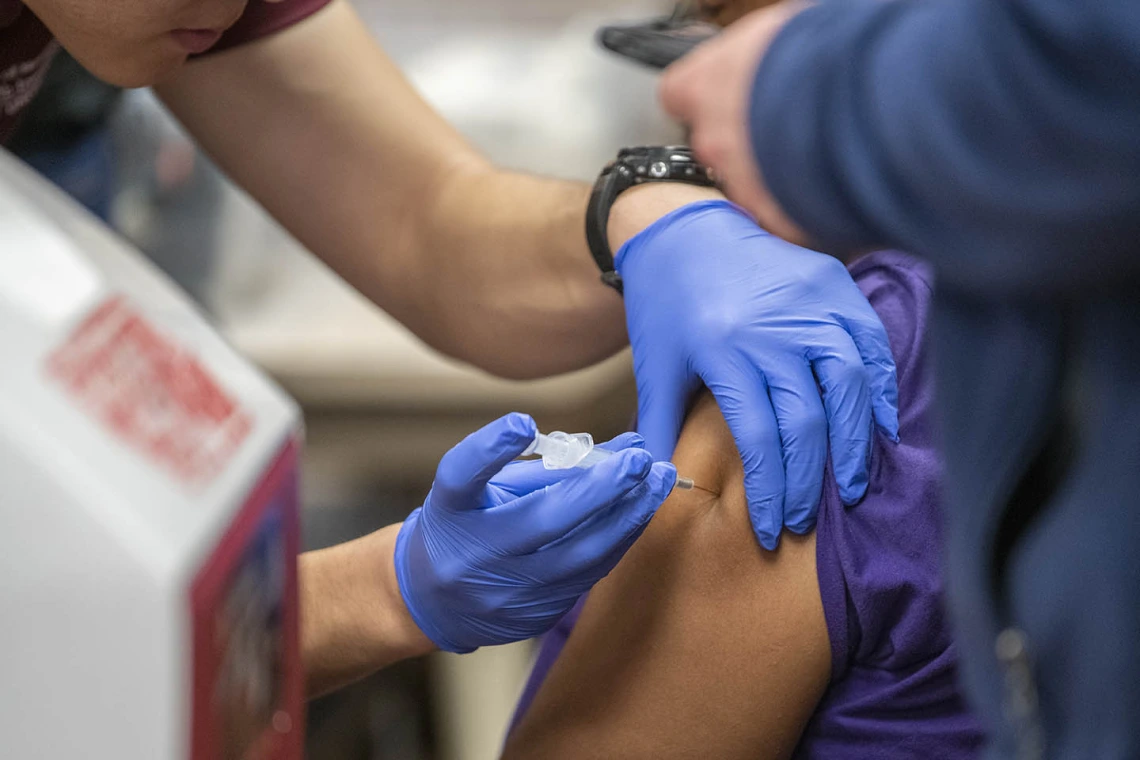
[0, 149, 305, 760]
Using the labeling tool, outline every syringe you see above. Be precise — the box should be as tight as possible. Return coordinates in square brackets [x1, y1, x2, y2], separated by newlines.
[523, 430, 695, 491]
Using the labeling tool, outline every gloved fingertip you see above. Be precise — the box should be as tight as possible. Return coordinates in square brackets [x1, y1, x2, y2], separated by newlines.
[782, 491, 819, 535]
[883, 424, 902, 444]
[836, 450, 870, 502]
[756, 530, 779, 552]
[654, 460, 678, 495]
[602, 431, 646, 452]
[838, 477, 869, 506]
[622, 448, 655, 480]
[748, 494, 783, 552]
[872, 400, 900, 441]
[627, 462, 675, 522]
[503, 412, 537, 441]
[786, 518, 816, 536]
[833, 439, 871, 505]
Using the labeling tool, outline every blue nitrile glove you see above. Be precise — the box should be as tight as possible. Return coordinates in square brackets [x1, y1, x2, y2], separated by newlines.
[394, 414, 675, 653]
[618, 200, 899, 550]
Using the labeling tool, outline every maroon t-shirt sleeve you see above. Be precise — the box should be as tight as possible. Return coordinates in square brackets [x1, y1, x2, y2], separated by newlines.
[204, 0, 334, 55]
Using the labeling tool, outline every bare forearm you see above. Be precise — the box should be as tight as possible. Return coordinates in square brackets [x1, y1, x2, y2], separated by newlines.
[300, 524, 434, 699]
[158, 1, 625, 378]
[407, 168, 626, 378]
[415, 174, 723, 378]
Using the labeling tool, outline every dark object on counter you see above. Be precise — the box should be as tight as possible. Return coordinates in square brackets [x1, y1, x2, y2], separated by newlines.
[596, 5, 719, 70]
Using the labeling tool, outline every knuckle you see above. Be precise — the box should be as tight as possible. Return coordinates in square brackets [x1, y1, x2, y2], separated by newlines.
[796, 253, 850, 293]
[815, 252, 851, 280]
[694, 303, 750, 346]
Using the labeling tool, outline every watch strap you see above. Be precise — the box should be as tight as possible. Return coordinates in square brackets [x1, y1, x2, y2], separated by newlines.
[585, 146, 717, 294]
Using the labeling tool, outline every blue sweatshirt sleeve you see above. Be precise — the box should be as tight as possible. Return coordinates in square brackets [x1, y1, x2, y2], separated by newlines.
[749, 0, 1140, 296]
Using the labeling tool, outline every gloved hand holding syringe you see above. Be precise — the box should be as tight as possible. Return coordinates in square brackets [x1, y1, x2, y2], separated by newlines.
[525, 430, 695, 491]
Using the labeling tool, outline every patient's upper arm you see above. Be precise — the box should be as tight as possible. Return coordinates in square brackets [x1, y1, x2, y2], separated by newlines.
[503, 395, 831, 760]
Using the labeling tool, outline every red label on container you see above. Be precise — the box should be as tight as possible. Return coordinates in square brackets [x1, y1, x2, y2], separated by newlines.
[46, 296, 252, 486]
[190, 440, 303, 760]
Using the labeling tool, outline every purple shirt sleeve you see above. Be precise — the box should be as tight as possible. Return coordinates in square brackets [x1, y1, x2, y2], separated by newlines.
[749, 0, 1140, 296]
[797, 251, 983, 759]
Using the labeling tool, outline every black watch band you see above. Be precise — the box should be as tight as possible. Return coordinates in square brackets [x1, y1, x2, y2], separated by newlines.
[586, 146, 717, 294]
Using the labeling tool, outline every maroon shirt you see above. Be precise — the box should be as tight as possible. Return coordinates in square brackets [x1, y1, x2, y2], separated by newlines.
[0, 0, 332, 144]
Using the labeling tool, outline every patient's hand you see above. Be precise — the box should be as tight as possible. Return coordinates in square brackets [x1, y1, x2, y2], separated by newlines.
[503, 394, 830, 760]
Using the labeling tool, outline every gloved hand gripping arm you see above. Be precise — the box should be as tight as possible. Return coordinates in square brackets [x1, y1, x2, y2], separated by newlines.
[611, 186, 899, 550]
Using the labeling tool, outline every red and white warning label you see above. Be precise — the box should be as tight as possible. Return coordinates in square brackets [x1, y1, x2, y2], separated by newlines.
[46, 296, 252, 487]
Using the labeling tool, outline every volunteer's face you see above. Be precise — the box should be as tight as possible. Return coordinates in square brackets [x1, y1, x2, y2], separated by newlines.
[22, 0, 258, 87]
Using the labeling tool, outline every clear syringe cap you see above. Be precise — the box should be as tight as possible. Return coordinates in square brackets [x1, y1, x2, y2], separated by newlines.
[523, 430, 598, 470]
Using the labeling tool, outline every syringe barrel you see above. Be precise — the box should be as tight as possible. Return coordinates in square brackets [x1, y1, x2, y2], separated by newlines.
[528, 431, 596, 469]
[575, 447, 612, 468]
[526, 430, 694, 492]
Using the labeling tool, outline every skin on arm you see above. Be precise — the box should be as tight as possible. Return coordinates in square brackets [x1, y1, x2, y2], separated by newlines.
[503, 393, 831, 760]
[155, 0, 628, 379]
[299, 523, 434, 698]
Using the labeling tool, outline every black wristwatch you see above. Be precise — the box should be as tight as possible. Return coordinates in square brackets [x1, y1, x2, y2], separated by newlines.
[586, 146, 717, 294]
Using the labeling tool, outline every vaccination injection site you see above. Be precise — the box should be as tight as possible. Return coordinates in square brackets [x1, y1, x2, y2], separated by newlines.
[2, 0, 1138, 757]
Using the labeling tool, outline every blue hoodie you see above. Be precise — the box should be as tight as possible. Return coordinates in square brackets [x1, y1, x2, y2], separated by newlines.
[749, 2, 1140, 758]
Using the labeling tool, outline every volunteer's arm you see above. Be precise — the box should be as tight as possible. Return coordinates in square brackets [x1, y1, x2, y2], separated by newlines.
[300, 526, 432, 698]
[502, 394, 831, 759]
[667, 0, 1140, 295]
[156, 0, 617, 378]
